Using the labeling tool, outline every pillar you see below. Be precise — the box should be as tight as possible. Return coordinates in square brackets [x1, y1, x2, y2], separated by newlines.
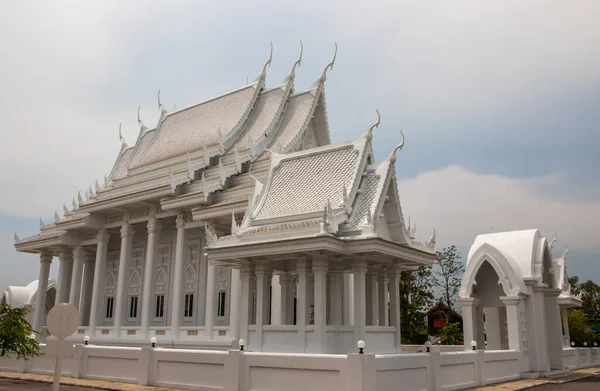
[239, 263, 254, 342]
[114, 223, 134, 337]
[377, 267, 387, 327]
[69, 246, 85, 309]
[343, 273, 353, 325]
[255, 261, 271, 351]
[457, 297, 480, 351]
[365, 265, 377, 326]
[80, 251, 95, 326]
[33, 251, 53, 334]
[544, 290, 564, 370]
[297, 258, 310, 351]
[484, 307, 502, 350]
[387, 265, 401, 350]
[313, 256, 328, 352]
[141, 218, 161, 338]
[500, 297, 521, 351]
[204, 265, 216, 339]
[329, 261, 343, 326]
[170, 214, 186, 336]
[279, 272, 293, 325]
[229, 268, 241, 340]
[561, 306, 571, 347]
[56, 249, 73, 304]
[89, 229, 109, 334]
[352, 258, 367, 345]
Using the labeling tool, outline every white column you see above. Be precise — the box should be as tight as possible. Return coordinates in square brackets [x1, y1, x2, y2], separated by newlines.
[297, 258, 309, 351]
[457, 297, 480, 351]
[80, 252, 95, 326]
[56, 249, 72, 304]
[484, 307, 502, 350]
[114, 223, 134, 337]
[352, 258, 367, 344]
[313, 256, 328, 352]
[170, 214, 186, 337]
[329, 261, 343, 326]
[255, 261, 271, 351]
[141, 218, 161, 338]
[239, 263, 253, 342]
[33, 251, 53, 334]
[387, 265, 401, 349]
[365, 266, 374, 326]
[343, 273, 353, 325]
[69, 246, 85, 309]
[279, 272, 293, 325]
[377, 267, 387, 327]
[270, 275, 282, 326]
[500, 297, 521, 351]
[561, 306, 571, 346]
[544, 290, 564, 370]
[204, 265, 216, 339]
[229, 268, 241, 340]
[89, 230, 110, 334]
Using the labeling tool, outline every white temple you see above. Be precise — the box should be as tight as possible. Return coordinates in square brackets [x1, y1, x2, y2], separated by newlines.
[12, 44, 437, 354]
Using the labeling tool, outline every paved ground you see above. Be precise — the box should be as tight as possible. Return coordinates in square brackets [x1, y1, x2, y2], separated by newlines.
[529, 374, 600, 390]
[0, 377, 99, 390]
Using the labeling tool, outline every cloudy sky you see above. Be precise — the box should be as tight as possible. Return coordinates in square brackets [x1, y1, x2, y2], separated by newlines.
[1, 1, 599, 292]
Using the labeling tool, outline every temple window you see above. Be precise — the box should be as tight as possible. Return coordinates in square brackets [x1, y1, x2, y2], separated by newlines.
[105, 297, 114, 319]
[128, 296, 138, 318]
[155, 295, 165, 318]
[217, 291, 226, 317]
[184, 293, 194, 318]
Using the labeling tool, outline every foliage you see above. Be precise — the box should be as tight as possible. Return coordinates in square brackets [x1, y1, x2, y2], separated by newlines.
[433, 246, 464, 310]
[0, 304, 40, 359]
[438, 322, 464, 345]
[579, 280, 600, 327]
[400, 265, 435, 343]
[568, 309, 594, 346]
[568, 276, 581, 296]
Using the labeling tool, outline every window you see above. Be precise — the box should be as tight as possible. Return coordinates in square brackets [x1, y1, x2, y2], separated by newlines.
[105, 297, 114, 319]
[184, 293, 194, 318]
[217, 291, 226, 317]
[155, 295, 165, 318]
[129, 296, 138, 318]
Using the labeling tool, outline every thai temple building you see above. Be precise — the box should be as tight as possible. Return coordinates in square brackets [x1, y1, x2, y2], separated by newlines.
[12, 44, 437, 354]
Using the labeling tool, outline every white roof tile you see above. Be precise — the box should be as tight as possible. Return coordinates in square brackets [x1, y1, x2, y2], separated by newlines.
[270, 91, 317, 152]
[343, 170, 381, 231]
[234, 88, 286, 151]
[136, 84, 258, 166]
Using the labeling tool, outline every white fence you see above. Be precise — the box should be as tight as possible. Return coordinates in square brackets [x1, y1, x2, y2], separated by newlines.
[0, 344, 525, 391]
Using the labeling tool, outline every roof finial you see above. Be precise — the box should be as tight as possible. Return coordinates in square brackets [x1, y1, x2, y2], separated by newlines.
[288, 41, 303, 80]
[63, 203, 69, 214]
[14, 231, 20, 243]
[137, 106, 142, 126]
[388, 130, 405, 164]
[72, 197, 78, 210]
[562, 246, 569, 259]
[426, 229, 436, 250]
[257, 42, 273, 81]
[366, 109, 380, 141]
[54, 210, 60, 223]
[95, 179, 101, 193]
[39, 217, 45, 228]
[78, 190, 84, 205]
[158, 89, 162, 109]
[549, 235, 557, 253]
[319, 42, 338, 83]
[118, 123, 125, 145]
[248, 164, 262, 185]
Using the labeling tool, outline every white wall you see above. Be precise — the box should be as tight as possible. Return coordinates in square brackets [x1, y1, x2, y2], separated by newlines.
[4, 345, 599, 391]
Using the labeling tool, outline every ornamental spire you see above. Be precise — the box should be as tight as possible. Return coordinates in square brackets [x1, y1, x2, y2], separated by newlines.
[158, 89, 162, 109]
[285, 41, 303, 84]
[118, 123, 128, 148]
[562, 246, 569, 260]
[365, 109, 380, 141]
[387, 130, 405, 164]
[313, 42, 337, 87]
[63, 203, 69, 214]
[54, 210, 60, 223]
[14, 231, 20, 243]
[256, 42, 273, 82]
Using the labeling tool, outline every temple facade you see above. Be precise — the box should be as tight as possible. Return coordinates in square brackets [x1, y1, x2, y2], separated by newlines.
[12, 45, 436, 353]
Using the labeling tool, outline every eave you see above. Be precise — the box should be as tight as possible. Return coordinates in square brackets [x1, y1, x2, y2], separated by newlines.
[15, 231, 80, 254]
[77, 186, 173, 213]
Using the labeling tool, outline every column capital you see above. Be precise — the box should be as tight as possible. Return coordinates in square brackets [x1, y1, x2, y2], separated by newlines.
[386, 264, 403, 279]
[328, 259, 344, 273]
[311, 256, 328, 272]
[499, 296, 522, 306]
[73, 246, 86, 260]
[84, 251, 96, 264]
[279, 271, 294, 285]
[255, 260, 272, 275]
[240, 262, 255, 277]
[120, 223, 135, 238]
[456, 297, 480, 307]
[59, 248, 73, 261]
[296, 257, 310, 273]
[40, 251, 53, 263]
[147, 217, 162, 234]
[176, 213, 186, 229]
[96, 229, 110, 242]
[377, 266, 387, 280]
[351, 258, 368, 273]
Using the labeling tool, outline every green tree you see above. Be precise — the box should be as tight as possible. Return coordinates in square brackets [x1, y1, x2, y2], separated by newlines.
[579, 280, 600, 327]
[0, 304, 40, 359]
[568, 276, 581, 296]
[399, 265, 435, 344]
[568, 309, 594, 346]
[438, 322, 464, 345]
[433, 246, 464, 310]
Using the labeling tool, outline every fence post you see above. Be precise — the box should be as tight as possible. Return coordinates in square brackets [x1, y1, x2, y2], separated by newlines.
[71, 344, 83, 378]
[475, 350, 485, 386]
[346, 353, 375, 391]
[429, 346, 442, 391]
[223, 350, 242, 391]
[138, 346, 152, 385]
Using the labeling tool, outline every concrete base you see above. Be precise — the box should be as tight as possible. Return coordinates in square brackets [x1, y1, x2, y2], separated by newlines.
[521, 369, 571, 379]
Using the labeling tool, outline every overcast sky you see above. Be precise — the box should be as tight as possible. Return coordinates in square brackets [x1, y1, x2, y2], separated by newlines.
[1, 1, 599, 292]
